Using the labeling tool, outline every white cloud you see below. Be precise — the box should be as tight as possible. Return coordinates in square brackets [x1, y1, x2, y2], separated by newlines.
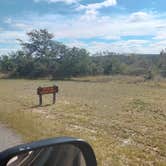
[154, 32, 166, 40]
[66, 40, 87, 48]
[34, 0, 79, 4]
[0, 31, 26, 44]
[129, 12, 153, 22]
[82, 40, 165, 54]
[77, 0, 117, 11]
[1, 11, 166, 54]
[87, 40, 149, 53]
[4, 18, 13, 24]
[62, 39, 166, 54]
[77, 0, 117, 17]
[0, 48, 19, 55]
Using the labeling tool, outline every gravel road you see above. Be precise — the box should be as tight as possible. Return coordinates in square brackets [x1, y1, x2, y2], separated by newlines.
[0, 124, 23, 152]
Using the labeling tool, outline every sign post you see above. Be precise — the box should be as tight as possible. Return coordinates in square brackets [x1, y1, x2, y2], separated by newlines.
[53, 92, 56, 104]
[37, 86, 58, 106]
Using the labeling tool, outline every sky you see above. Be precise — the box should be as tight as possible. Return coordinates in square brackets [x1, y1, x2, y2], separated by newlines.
[0, 0, 166, 54]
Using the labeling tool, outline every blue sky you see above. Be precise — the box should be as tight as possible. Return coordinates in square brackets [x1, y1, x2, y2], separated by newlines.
[0, 0, 166, 54]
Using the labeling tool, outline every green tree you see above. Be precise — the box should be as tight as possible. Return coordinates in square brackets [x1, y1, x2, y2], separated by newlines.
[55, 47, 91, 78]
[18, 29, 54, 58]
[0, 55, 15, 73]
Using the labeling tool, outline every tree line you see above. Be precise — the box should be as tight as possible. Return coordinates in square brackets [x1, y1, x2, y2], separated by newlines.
[0, 29, 166, 79]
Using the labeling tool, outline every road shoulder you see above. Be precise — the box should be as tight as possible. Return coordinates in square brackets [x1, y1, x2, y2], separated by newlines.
[0, 123, 23, 152]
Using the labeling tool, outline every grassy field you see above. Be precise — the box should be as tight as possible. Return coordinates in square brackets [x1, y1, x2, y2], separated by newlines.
[0, 76, 166, 165]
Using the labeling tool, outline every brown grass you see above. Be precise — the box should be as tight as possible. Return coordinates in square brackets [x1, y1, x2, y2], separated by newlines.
[0, 76, 166, 165]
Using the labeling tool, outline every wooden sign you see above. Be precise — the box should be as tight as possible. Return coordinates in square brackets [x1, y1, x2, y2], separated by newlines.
[37, 86, 58, 105]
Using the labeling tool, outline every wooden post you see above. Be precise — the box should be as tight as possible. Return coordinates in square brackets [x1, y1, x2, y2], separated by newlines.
[53, 93, 56, 104]
[37, 87, 42, 106]
[39, 94, 42, 106]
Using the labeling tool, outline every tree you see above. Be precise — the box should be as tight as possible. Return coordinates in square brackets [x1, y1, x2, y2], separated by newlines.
[159, 49, 166, 77]
[55, 47, 91, 78]
[1, 29, 166, 79]
[0, 55, 15, 73]
[17, 29, 70, 77]
[144, 70, 154, 80]
[18, 29, 57, 58]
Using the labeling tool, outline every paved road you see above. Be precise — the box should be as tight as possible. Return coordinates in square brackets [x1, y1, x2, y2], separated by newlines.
[0, 124, 22, 152]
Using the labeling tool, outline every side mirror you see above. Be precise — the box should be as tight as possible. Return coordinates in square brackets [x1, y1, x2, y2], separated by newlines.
[0, 137, 97, 166]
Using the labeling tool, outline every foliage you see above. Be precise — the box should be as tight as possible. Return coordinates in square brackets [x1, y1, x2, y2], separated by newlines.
[0, 29, 165, 79]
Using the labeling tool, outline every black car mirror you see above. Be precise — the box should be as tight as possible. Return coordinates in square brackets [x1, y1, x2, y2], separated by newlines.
[0, 137, 97, 166]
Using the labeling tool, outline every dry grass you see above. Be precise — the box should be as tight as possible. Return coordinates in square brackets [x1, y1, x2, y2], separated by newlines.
[0, 76, 166, 165]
